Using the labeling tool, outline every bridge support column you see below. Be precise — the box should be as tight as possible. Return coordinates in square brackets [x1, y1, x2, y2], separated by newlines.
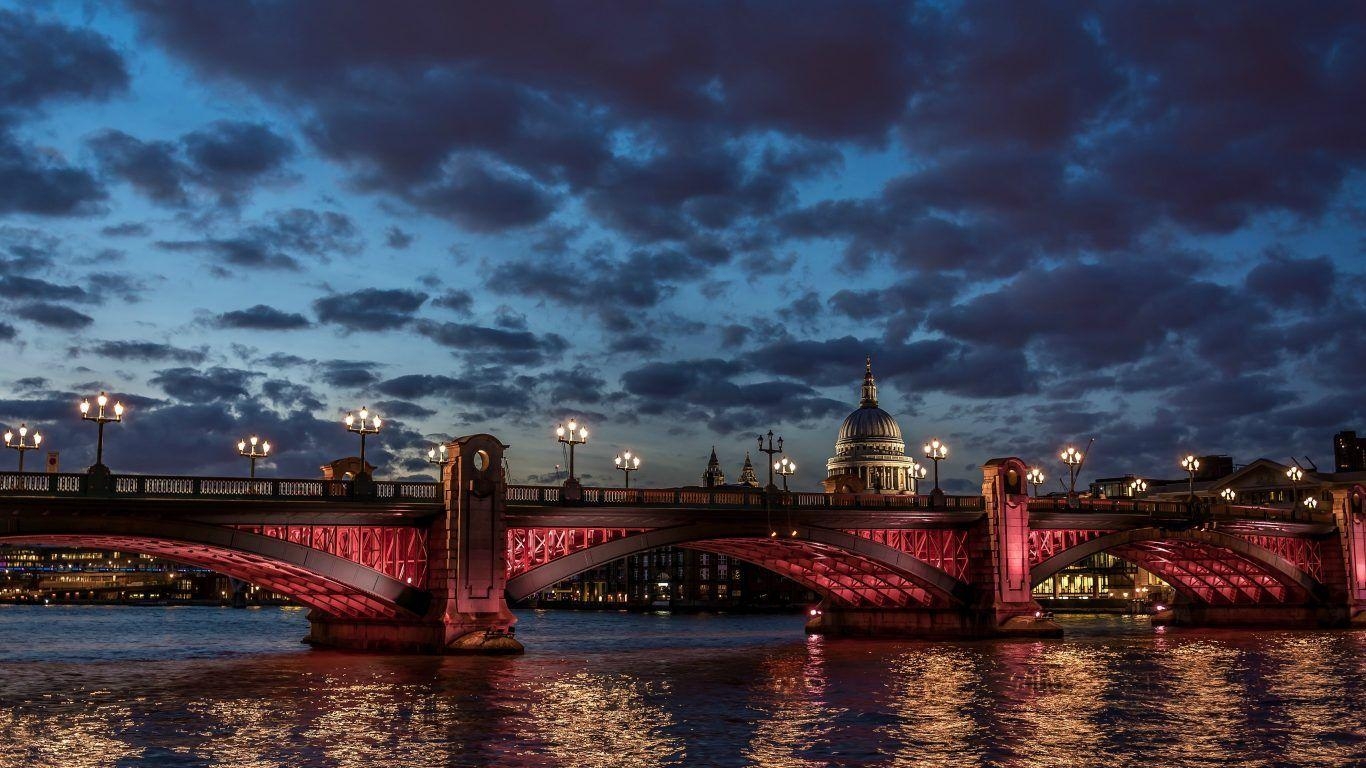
[971, 458, 1061, 637]
[306, 433, 523, 654]
[1328, 484, 1366, 626]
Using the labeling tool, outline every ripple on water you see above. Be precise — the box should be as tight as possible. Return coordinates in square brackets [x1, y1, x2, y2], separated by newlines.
[0, 608, 1364, 767]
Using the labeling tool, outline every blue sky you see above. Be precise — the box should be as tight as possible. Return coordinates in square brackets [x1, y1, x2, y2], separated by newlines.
[1, 2, 1364, 492]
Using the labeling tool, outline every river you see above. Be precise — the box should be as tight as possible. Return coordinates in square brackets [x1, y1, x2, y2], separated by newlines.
[0, 606, 1363, 767]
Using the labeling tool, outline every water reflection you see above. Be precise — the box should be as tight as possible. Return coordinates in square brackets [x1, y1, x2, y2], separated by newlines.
[0, 608, 1364, 766]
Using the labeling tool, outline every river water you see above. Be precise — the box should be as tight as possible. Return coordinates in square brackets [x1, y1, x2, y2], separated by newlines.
[0, 606, 1363, 767]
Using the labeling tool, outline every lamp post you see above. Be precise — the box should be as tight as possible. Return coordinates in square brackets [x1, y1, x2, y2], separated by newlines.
[909, 459, 928, 494]
[555, 419, 588, 482]
[1130, 478, 1147, 497]
[427, 443, 449, 477]
[614, 450, 640, 488]
[1181, 454, 1201, 498]
[236, 435, 271, 478]
[3, 424, 42, 473]
[79, 392, 124, 472]
[1027, 467, 1046, 498]
[1303, 495, 1319, 511]
[1060, 446, 1084, 496]
[343, 406, 382, 476]
[1219, 487, 1237, 503]
[757, 431, 783, 491]
[923, 438, 948, 492]
[1286, 465, 1304, 507]
[774, 456, 796, 492]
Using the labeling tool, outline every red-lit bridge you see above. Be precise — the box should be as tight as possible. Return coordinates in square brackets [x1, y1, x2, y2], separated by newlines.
[2, 435, 1364, 652]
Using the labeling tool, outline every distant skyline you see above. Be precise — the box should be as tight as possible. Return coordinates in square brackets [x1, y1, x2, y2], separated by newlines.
[1, 2, 1364, 492]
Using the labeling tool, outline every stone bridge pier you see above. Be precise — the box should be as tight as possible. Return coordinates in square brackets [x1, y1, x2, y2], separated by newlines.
[305, 434, 523, 654]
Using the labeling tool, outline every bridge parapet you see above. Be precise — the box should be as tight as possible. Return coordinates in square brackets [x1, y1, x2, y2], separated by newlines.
[1029, 496, 1335, 528]
[505, 484, 985, 511]
[0, 471, 439, 501]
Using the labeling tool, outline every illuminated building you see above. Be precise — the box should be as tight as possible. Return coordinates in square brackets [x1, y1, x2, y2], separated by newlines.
[824, 358, 919, 493]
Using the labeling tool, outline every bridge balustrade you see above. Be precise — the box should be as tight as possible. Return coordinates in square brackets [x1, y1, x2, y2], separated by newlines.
[1028, 496, 1334, 526]
[0, 472, 442, 501]
[503, 485, 985, 511]
[0, 472, 88, 495]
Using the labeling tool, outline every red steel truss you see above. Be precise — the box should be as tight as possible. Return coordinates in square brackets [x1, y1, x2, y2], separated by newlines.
[5, 533, 405, 620]
[238, 525, 429, 587]
[1028, 529, 1114, 567]
[1031, 529, 1323, 604]
[845, 528, 972, 581]
[506, 527, 643, 579]
[1233, 534, 1326, 581]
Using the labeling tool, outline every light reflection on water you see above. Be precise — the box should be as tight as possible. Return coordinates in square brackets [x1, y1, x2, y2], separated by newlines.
[0, 606, 1364, 767]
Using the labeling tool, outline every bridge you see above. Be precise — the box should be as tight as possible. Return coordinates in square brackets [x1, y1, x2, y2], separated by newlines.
[2, 435, 1364, 653]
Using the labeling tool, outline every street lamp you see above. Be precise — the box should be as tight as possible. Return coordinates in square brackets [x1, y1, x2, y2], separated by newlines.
[774, 456, 796, 492]
[1060, 446, 1084, 496]
[79, 392, 124, 471]
[1219, 487, 1237, 503]
[427, 443, 449, 476]
[555, 419, 588, 482]
[1303, 495, 1319, 511]
[1027, 467, 1046, 497]
[343, 406, 382, 476]
[909, 459, 928, 494]
[923, 438, 948, 492]
[757, 430, 783, 490]
[614, 450, 641, 488]
[3, 424, 42, 473]
[1180, 454, 1201, 498]
[1286, 465, 1304, 507]
[236, 435, 271, 478]
[1130, 478, 1147, 497]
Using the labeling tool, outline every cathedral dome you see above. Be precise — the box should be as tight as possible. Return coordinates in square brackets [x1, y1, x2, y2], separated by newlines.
[825, 358, 918, 493]
[838, 406, 903, 443]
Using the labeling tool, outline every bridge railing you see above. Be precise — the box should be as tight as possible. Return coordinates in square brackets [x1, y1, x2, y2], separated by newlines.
[1028, 496, 1334, 525]
[505, 485, 986, 511]
[0, 472, 440, 502]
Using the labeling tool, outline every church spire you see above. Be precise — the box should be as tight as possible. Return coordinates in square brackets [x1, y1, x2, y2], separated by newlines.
[738, 452, 760, 487]
[860, 355, 878, 408]
[702, 446, 725, 487]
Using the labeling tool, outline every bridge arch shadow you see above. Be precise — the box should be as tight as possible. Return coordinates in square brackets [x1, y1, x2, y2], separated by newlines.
[0, 516, 430, 619]
[1031, 527, 1324, 605]
[505, 523, 976, 609]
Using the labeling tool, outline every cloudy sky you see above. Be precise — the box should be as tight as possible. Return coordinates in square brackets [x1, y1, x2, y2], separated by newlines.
[0, 2, 1363, 492]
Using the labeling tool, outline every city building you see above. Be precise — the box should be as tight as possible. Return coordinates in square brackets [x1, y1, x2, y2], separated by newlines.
[0, 546, 286, 605]
[823, 358, 919, 494]
[1335, 431, 1366, 472]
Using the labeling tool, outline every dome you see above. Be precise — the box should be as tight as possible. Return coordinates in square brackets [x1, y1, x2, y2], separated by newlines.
[838, 407, 903, 442]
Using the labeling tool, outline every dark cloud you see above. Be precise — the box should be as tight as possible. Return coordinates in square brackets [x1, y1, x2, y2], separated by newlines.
[431, 289, 474, 315]
[313, 288, 427, 332]
[414, 319, 567, 366]
[100, 222, 150, 237]
[385, 226, 414, 249]
[621, 358, 846, 434]
[89, 120, 294, 208]
[149, 366, 261, 402]
[260, 379, 323, 411]
[374, 373, 525, 415]
[0, 321, 14, 342]
[0, 275, 92, 303]
[155, 208, 359, 274]
[316, 359, 379, 389]
[0, 9, 128, 111]
[373, 399, 436, 419]
[216, 304, 310, 330]
[85, 340, 206, 364]
[14, 302, 93, 330]
[0, 130, 107, 216]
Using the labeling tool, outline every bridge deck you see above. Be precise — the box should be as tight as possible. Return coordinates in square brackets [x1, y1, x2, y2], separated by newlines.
[0, 473, 1336, 535]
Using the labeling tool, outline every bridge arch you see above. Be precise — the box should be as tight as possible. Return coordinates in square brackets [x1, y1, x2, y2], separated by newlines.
[1031, 527, 1324, 605]
[0, 515, 430, 619]
[505, 523, 976, 608]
